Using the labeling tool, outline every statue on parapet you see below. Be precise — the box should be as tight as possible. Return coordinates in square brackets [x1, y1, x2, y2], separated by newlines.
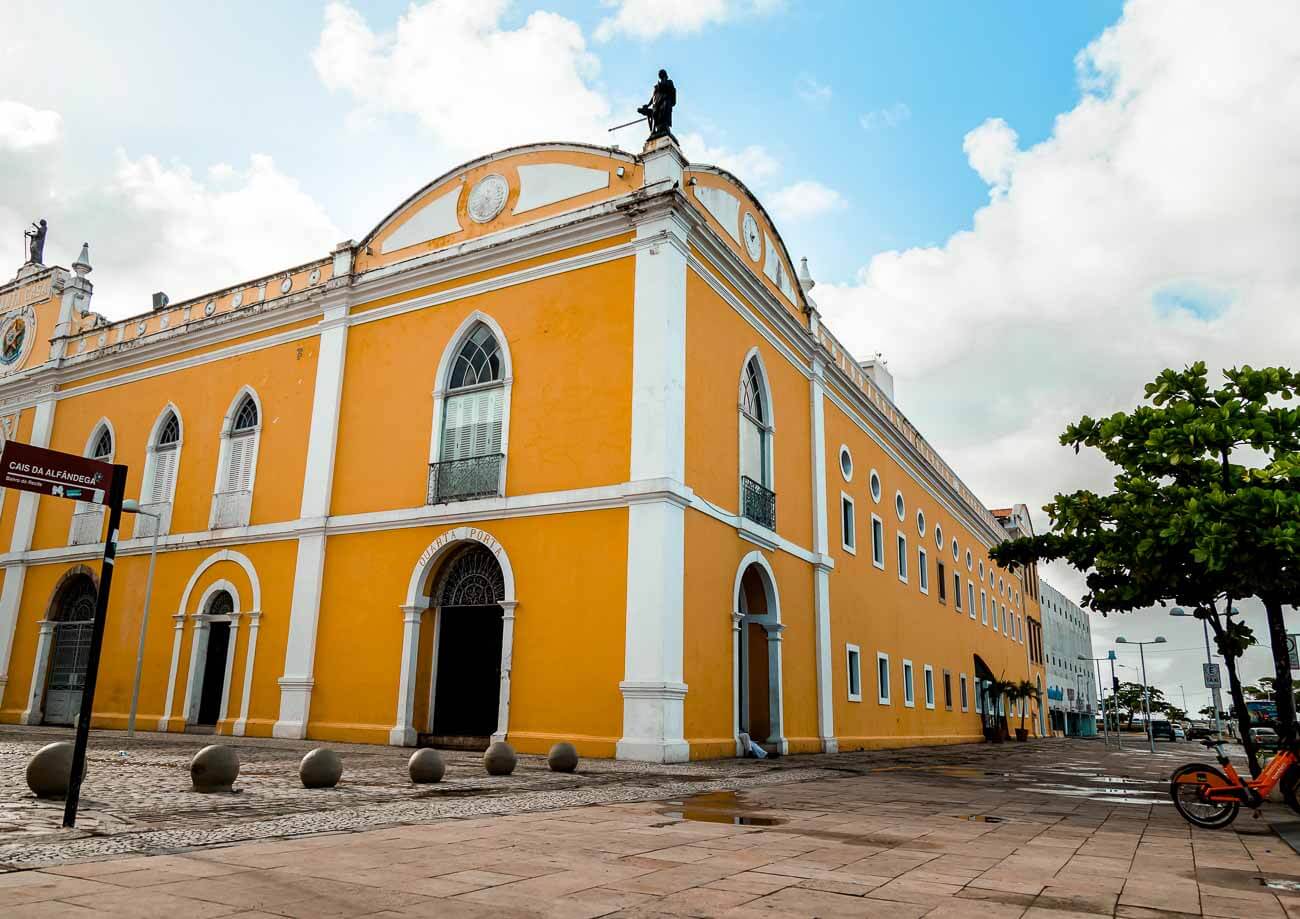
[24, 219, 47, 265]
[637, 69, 677, 141]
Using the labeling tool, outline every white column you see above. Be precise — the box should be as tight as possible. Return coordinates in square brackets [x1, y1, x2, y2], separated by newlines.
[617, 171, 691, 764]
[182, 618, 209, 725]
[731, 611, 744, 755]
[493, 600, 517, 744]
[389, 604, 423, 746]
[274, 297, 349, 739]
[219, 612, 241, 728]
[159, 612, 185, 731]
[809, 359, 837, 752]
[19, 620, 56, 725]
[234, 611, 260, 736]
[766, 623, 788, 754]
[0, 394, 57, 700]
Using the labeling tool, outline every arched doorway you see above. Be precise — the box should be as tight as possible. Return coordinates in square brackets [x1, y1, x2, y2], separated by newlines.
[733, 555, 785, 755]
[42, 573, 98, 726]
[190, 589, 235, 729]
[973, 654, 997, 739]
[424, 544, 505, 750]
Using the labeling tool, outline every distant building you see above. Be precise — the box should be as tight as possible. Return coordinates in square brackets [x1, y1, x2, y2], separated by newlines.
[1040, 580, 1096, 736]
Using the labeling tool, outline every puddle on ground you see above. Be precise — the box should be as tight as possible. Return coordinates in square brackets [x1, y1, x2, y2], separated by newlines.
[1197, 867, 1300, 896]
[1022, 784, 1170, 805]
[959, 814, 1005, 822]
[657, 791, 785, 827]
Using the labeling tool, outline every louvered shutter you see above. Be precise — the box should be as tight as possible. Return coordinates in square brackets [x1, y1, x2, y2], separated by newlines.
[224, 436, 253, 493]
[149, 449, 176, 503]
[442, 388, 503, 461]
[740, 418, 763, 482]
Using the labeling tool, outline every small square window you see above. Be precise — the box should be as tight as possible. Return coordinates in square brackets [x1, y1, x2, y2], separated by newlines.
[918, 548, 929, 594]
[877, 652, 891, 705]
[896, 533, 908, 582]
[924, 665, 935, 710]
[841, 494, 856, 554]
[943, 670, 953, 710]
[847, 644, 862, 702]
[871, 515, 885, 569]
[968, 583, 976, 620]
[903, 659, 915, 708]
[954, 574, 963, 611]
[980, 590, 988, 625]
[937, 561, 947, 602]
[960, 673, 969, 711]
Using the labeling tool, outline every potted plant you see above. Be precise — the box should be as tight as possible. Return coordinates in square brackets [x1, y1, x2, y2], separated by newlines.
[985, 678, 1015, 742]
[1013, 680, 1037, 741]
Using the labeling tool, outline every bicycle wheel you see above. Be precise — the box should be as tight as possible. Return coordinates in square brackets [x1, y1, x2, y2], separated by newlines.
[1170, 763, 1240, 829]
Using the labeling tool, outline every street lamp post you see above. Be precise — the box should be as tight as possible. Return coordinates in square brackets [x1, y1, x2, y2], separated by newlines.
[1170, 607, 1224, 737]
[122, 499, 161, 738]
[1079, 654, 1111, 746]
[1116, 635, 1167, 753]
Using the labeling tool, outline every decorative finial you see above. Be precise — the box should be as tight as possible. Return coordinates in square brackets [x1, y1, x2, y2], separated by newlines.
[798, 257, 815, 293]
[72, 242, 92, 277]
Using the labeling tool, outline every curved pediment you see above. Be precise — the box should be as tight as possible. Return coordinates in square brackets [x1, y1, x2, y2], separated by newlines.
[356, 143, 642, 272]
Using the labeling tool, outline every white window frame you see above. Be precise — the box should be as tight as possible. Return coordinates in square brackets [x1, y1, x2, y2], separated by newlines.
[137, 405, 183, 538]
[69, 419, 116, 546]
[839, 445, 853, 482]
[942, 669, 953, 710]
[430, 312, 514, 497]
[992, 598, 1000, 631]
[869, 469, 881, 502]
[846, 644, 862, 702]
[871, 514, 885, 569]
[896, 532, 908, 583]
[968, 582, 977, 620]
[924, 664, 935, 710]
[953, 573, 963, 612]
[902, 659, 915, 708]
[210, 387, 263, 530]
[918, 547, 929, 595]
[960, 673, 969, 711]
[980, 590, 988, 625]
[877, 651, 891, 705]
[841, 492, 856, 554]
[894, 489, 905, 521]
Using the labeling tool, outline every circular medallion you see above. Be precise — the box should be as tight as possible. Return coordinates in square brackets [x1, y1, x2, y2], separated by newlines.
[467, 174, 509, 224]
[0, 308, 32, 369]
[742, 213, 762, 262]
[232, 291, 243, 309]
[280, 277, 293, 294]
[309, 268, 321, 285]
[160, 315, 169, 330]
[205, 300, 216, 316]
[137, 320, 147, 334]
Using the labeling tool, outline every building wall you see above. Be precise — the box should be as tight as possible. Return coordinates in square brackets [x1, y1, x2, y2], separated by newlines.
[1041, 579, 1097, 735]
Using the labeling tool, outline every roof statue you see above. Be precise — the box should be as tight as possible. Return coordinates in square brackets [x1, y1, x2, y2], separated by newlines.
[637, 69, 676, 142]
[24, 219, 47, 266]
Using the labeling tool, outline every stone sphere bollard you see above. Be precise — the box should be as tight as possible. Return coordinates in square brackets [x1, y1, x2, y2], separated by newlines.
[299, 748, 343, 789]
[26, 741, 79, 799]
[547, 742, 579, 773]
[408, 748, 445, 784]
[483, 741, 517, 776]
[191, 744, 240, 793]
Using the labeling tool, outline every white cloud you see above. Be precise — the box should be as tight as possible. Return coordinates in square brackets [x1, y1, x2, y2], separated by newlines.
[797, 75, 832, 107]
[314, 1, 611, 156]
[0, 100, 60, 151]
[1, 101, 340, 319]
[859, 102, 911, 130]
[677, 131, 781, 187]
[769, 180, 847, 222]
[814, 0, 1300, 605]
[594, 0, 782, 42]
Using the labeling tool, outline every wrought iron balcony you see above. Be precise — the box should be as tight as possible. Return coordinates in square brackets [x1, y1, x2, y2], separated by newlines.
[741, 475, 776, 530]
[428, 454, 504, 505]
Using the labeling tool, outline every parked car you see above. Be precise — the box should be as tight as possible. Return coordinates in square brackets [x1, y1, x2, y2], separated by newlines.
[1250, 726, 1281, 751]
[1150, 720, 1176, 741]
[1172, 724, 1186, 741]
[1188, 723, 1214, 740]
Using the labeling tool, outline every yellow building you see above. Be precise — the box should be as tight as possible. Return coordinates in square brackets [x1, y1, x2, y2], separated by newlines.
[0, 136, 1045, 760]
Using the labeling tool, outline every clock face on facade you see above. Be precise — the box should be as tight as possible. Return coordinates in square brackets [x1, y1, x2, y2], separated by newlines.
[742, 213, 761, 262]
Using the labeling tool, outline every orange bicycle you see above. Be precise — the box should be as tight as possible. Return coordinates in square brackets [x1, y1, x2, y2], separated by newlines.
[1170, 737, 1300, 828]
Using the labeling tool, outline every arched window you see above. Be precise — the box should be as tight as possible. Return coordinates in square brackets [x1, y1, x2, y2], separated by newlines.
[146, 410, 181, 505]
[90, 426, 113, 460]
[211, 391, 261, 528]
[739, 354, 775, 529]
[431, 322, 506, 503]
[69, 422, 114, 545]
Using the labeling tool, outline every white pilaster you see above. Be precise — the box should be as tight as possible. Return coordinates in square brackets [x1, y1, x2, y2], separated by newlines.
[19, 620, 55, 724]
[274, 296, 349, 739]
[219, 612, 241, 727]
[389, 604, 423, 746]
[617, 199, 691, 764]
[159, 612, 185, 731]
[493, 600, 517, 744]
[234, 610, 260, 736]
[765, 623, 789, 754]
[0, 394, 57, 700]
[731, 611, 744, 756]
[809, 359, 837, 752]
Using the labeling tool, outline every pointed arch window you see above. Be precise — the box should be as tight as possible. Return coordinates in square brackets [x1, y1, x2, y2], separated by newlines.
[430, 321, 507, 503]
[211, 391, 261, 528]
[90, 426, 113, 460]
[137, 409, 182, 538]
[69, 422, 115, 545]
[739, 354, 775, 529]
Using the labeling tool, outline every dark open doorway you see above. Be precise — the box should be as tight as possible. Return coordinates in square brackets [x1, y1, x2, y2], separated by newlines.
[196, 621, 230, 726]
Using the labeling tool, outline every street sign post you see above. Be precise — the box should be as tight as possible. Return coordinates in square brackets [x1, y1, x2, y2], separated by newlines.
[0, 440, 124, 828]
[1203, 662, 1222, 689]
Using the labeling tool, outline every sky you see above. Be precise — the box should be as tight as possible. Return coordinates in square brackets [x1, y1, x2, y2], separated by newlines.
[2, 0, 1299, 712]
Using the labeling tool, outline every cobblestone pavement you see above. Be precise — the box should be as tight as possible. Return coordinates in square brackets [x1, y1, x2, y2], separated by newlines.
[4, 728, 1300, 917]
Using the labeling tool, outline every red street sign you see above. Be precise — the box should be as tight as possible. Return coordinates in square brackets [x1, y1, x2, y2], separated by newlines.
[0, 440, 116, 505]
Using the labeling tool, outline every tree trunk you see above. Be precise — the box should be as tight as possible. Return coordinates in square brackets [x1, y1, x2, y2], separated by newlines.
[1206, 609, 1261, 776]
[1265, 595, 1297, 742]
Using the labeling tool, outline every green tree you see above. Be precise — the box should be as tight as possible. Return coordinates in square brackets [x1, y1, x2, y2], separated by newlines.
[1111, 681, 1167, 728]
[991, 363, 1299, 774]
